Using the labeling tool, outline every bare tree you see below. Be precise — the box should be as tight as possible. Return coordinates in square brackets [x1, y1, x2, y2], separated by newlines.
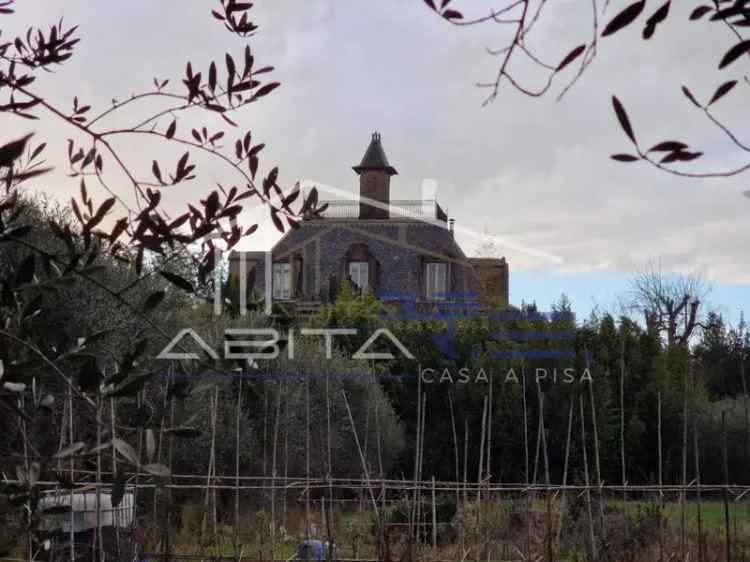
[629, 264, 711, 346]
[423, 0, 750, 182]
[474, 225, 504, 258]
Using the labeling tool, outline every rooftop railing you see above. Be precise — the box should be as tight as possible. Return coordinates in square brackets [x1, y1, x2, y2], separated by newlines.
[309, 199, 448, 222]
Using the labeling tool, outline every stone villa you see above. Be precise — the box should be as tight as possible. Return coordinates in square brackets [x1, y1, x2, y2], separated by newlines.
[228, 133, 508, 311]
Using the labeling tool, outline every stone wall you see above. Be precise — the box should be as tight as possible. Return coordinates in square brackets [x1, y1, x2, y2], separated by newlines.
[468, 257, 509, 308]
[229, 219, 485, 303]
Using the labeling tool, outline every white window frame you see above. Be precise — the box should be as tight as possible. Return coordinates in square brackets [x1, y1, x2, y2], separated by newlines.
[348, 261, 369, 291]
[425, 262, 447, 301]
[272, 262, 291, 300]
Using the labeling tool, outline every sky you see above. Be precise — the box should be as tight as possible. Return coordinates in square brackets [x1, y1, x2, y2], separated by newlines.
[1, 0, 749, 325]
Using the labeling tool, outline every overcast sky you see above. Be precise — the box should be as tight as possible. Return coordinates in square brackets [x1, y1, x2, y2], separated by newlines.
[2, 1, 749, 322]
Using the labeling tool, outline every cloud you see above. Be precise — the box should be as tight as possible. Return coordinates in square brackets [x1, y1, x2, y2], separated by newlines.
[1, 0, 747, 287]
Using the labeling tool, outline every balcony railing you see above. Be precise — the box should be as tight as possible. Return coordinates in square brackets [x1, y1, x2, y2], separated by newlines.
[309, 199, 448, 222]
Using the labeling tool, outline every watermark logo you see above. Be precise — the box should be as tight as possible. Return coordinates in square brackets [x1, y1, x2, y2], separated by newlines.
[418, 366, 593, 385]
[156, 327, 414, 362]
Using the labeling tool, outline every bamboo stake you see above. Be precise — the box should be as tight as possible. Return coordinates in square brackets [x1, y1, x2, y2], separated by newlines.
[167, 368, 176, 562]
[68, 387, 75, 562]
[474, 395, 487, 561]
[21, 391, 30, 562]
[110, 394, 121, 558]
[681, 355, 689, 561]
[200, 387, 218, 561]
[693, 415, 703, 562]
[532, 379, 544, 487]
[374, 397, 386, 561]
[341, 389, 379, 519]
[94, 393, 103, 562]
[541, 393, 550, 486]
[521, 358, 529, 484]
[555, 397, 574, 548]
[522, 359, 530, 560]
[463, 420, 469, 506]
[540, 393, 551, 562]
[619, 330, 628, 542]
[723, 411, 731, 562]
[418, 392, 427, 547]
[486, 375, 493, 482]
[306, 367, 311, 538]
[55, 393, 67, 475]
[153, 375, 170, 546]
[363, 396, 370, 469]
[235, 378, 243, 561]
[477, 396, 488, 503]
[271, 382, 282, 562]
[283, 385, 290, 531]
[263, 384, 269, 477]
[580, 396, 597, 561]
[325, 371, 334, 562]
[448, 392, 460, 511]
[586, 353, 606, 545]
[431, 476, 437, 549]
[739, 339, 750, 481]
[658, 391, 664, 562]
[411, 378, 422, 547]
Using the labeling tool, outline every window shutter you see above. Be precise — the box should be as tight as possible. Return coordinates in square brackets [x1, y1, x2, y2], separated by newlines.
[292, 256, 303, 298]
[418, 257, 425, 300]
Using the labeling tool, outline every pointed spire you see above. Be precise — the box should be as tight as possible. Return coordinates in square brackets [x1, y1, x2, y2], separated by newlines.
[353, 131, 397, 175]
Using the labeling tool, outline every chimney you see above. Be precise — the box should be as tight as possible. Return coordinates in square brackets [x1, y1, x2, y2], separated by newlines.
[449, 218, 455, 236]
